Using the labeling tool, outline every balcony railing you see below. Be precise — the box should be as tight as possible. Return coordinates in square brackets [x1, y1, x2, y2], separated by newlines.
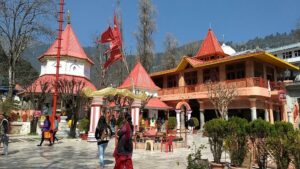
[157, 77, 284, 96]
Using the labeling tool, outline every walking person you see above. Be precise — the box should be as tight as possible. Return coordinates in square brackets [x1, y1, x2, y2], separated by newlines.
[95, 115, 112, 169]
[37, 116, 52, 146]
[53, 116, 59, 144]
[0, 112, 9, 156]
[188, 118, 195, 134]
[114, 113, 134, 169]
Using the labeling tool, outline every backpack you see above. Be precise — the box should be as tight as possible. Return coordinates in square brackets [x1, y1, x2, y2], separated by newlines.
[100, 127, 111, 140]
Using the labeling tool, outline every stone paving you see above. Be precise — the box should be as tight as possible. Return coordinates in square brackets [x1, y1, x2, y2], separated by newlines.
[0, 134, 225, 169]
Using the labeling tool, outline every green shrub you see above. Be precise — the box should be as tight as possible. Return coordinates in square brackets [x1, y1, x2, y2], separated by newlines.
[168, 117, 177, 129]
[225, 117, 248, 167]
[288, 129, 300, 169]
[248, 119, 272, 169]
[204, 118, 227, 163]
[192, 117, 199, 128]
[78, 118, 89, 134]
[267, 122, 294, 169]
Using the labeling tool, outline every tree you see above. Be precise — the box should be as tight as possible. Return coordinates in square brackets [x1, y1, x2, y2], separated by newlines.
[296, 19, 300, 39]
[0, 0, 55, 99]
[206, 81, 238, 119]
[25, 80, 51, 134]
[57, 78, 89, 138]
[162, 33, 178, 70]
[135, 0, 156, 72]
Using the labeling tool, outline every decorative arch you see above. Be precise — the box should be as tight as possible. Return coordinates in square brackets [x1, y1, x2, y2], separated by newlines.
[175, 101, 191, 111]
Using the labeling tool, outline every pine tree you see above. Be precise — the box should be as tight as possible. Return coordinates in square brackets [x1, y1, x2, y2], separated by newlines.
[162, 33, 178, 70]
[135, 0, 156, 73]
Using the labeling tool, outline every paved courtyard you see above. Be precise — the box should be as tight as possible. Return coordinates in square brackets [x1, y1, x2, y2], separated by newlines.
[0, 134, 222, 169]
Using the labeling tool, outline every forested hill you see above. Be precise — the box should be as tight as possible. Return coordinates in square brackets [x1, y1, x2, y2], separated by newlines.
[2, 29, 299, 88]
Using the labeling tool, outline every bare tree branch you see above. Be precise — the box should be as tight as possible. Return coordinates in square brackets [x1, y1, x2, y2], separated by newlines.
[206, 81, 238, 119]
[0, 0, 55, 99]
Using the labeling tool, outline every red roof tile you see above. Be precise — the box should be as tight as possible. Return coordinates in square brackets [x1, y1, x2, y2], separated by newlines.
[145, 97, 171, 110]
[26, 74, 96, 93]
[119, 62, 160, 91]
[39, 24, 94, 64]
[194, 29, 227, 59]
[186, 57, 204, 66]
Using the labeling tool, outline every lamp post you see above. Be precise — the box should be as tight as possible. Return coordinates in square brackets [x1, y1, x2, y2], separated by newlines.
[51, 0, 64, 141]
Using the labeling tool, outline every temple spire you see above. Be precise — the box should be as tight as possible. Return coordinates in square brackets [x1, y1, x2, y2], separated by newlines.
[194, 29, 227, 60]
[67, 10, 71, 24]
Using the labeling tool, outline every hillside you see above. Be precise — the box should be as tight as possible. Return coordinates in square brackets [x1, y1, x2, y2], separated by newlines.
[13, 29, 300, 88]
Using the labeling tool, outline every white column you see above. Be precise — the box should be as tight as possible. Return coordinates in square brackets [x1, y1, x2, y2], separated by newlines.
[131, 99, 142, 132]
[288, 111, 293, 123]
[198, 100, 205, 130]
[88, 96, 104, 142]
[175, 109, 181, 130]
[250, 98, 257, 121]
[187, 110, 192, 120]
[265, 109, 269, 122]
[264, 101, 269, 122]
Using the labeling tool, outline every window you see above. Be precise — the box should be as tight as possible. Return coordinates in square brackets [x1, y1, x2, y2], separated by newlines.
[153, 77, 163, 88]
[282, 51, 292, 59]
[294, 50, 300, 57]
[184, 71, 197, 85]
[167, 74, 178, 88]
[203, 67, 219, 82]
[226, 62, 245, 80]
[254, 62, 263, 78]
[200, 55, 220, 61]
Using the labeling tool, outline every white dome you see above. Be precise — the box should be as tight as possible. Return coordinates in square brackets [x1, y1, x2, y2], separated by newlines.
[221, 43, 236, 56]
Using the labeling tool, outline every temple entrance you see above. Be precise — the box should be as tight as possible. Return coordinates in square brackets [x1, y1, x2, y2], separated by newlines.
[175, 101, 192, 130]
[189, 99, 200, 129]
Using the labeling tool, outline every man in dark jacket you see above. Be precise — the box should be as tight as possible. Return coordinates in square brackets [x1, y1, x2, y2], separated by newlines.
[0, 112, 9, 156]
[188, 118, 195, 134]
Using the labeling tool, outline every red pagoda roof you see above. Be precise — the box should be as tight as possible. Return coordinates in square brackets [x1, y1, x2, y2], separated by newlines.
[119, 62, 160, 91]
[26, 74, 96, 93]
[145, 98, 171, 110]
[194, 29, 227, 59]
[108, 97, 171, 110]
[38, 24, 94, 64]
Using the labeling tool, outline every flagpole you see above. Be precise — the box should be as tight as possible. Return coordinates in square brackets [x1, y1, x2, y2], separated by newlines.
[121, 49, 135, 92]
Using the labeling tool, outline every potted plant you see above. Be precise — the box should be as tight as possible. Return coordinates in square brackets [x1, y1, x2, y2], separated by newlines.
[78, 117, 89, 140]
[266, 122, 294, 169]
[167, 117, 177, 133]
[187, 144, 209, 169]
[204, 118, 227, 169]
[247, 119, 271, 169]
[192, 117, 199, 134]
[224, 117, 248, 169]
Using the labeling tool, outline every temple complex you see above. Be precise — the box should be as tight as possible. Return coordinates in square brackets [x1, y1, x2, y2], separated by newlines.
[28, 21, 96, 97]
[150, 29, 299, 130]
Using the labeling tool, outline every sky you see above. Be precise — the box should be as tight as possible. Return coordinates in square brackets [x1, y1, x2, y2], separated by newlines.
[60, 0, 300, 53]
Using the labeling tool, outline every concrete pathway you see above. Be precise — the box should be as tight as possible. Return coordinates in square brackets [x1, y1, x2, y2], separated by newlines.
[0, 134, 223, 169]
